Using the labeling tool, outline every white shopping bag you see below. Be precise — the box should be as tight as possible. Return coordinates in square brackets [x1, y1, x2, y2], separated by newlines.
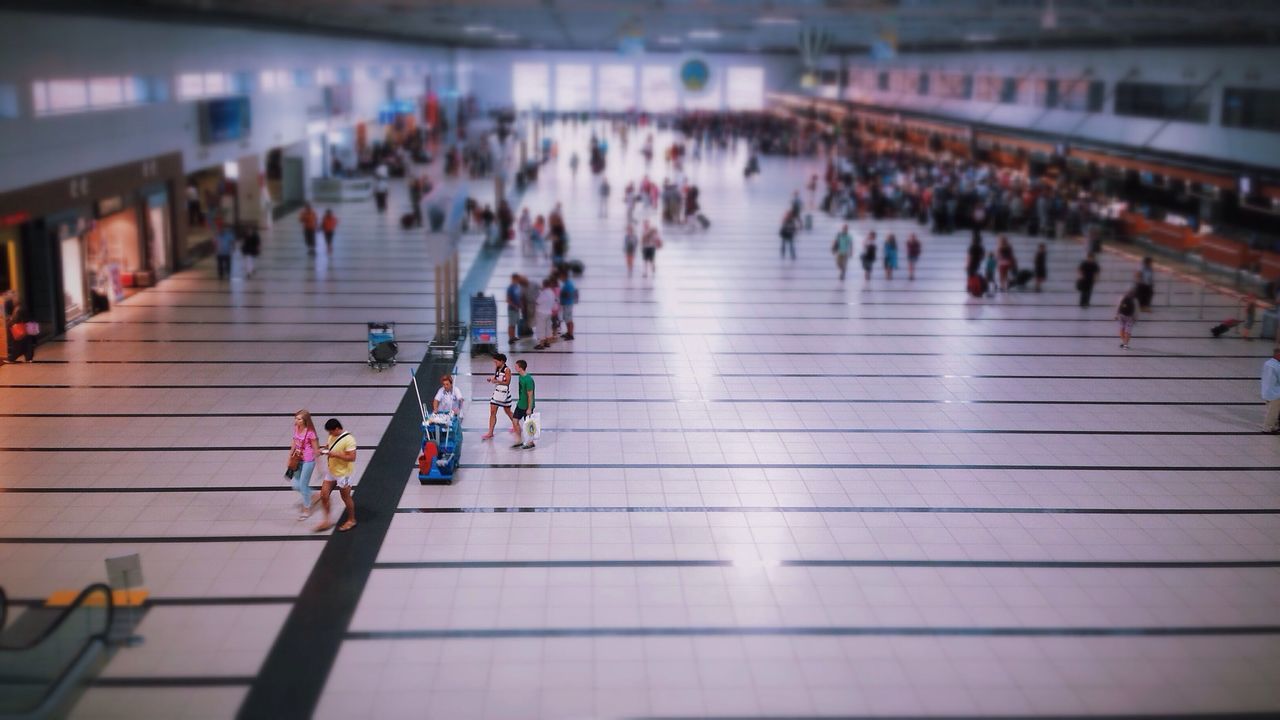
[521, 412, 542, 442]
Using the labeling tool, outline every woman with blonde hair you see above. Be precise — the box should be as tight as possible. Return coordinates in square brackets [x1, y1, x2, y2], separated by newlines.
[288, 410, 322, 520]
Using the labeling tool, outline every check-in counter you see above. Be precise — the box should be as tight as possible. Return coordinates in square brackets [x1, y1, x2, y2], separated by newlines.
[312, 177, 374, 203]
[1260, 251, 1280, 281]
[1198, 234, 1254, 270]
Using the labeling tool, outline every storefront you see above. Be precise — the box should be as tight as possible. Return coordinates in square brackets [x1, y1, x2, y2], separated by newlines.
[0, 220, 23, 360]
[184, 164, 236, 255]
[0, 152, 185, 338]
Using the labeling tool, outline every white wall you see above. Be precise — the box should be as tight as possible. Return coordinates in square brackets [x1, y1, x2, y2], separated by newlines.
[455, 48, 800, 113]
[0, 11, 454, 193]
[842, 46, 1280, 168]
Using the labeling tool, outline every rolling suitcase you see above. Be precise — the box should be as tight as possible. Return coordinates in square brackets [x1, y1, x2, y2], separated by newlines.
[400, 213, 415, 230]
[1210, 319, 1239, 337]
[696, 214, 710, 230]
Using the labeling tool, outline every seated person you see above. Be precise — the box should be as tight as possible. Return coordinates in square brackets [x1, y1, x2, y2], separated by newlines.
[432, 374, 463, 416]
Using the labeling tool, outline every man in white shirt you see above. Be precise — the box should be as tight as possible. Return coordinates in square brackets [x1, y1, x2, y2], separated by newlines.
[1262, 348, 1280, 433]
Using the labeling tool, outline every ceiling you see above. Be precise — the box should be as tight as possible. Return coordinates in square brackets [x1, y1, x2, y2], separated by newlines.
[25, 0, 1280, 54]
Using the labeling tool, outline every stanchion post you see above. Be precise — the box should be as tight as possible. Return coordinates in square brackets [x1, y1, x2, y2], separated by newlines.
[435, 264, 444, 343]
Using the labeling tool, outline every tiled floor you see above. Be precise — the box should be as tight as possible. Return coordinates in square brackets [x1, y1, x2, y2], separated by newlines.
[4, 123, 1279, 719]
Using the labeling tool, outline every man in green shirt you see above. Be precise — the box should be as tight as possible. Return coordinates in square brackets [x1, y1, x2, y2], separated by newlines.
[512, 359, 537, 449]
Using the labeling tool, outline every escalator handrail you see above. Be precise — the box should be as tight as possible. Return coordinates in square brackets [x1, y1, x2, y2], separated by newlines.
[0, 583, 115, 652]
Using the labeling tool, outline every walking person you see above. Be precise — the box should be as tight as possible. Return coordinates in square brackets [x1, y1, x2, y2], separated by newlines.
[860, 232, 877, 282]
[241, 226, 261, 279]
[373, 174, 388, 213]
[534, 278, 558, 350]
[779, 211, 798, 260]
[321, 209, 338, 253]
[599, 178, 611, 218]
[1078, 252, 1100, 307]
[313, 418, 357, 532]
[506, 274, 523, 347]
[624, 222, 639, 277]
[906, 234, 922, 281]
[409, 177, 424, 227]
[288, 410, 321, 520]
[482, 353, 519, 439]
[215, 220, 234, 280]
[641, 221, 662, 278]
[559, 271, 578, 341]
[1136, 257, 1155, 312]
[996, 236, 1015, 292]
[512, 359, 537, 450]
[883, 234, 898, 280]
[966, 233, 985, 279]
[1033, 243, 1048, 292]
[1116, 289, 1138, 349]
[832, 224, 853, 281]
[1262, 348, 1280, 433]
[1241, 294, 1259, 340]
[984, 252, 998, 297]
[299, 203, 318, 255]
[5, 297, 35, 364]
[518, 208, 532, 254]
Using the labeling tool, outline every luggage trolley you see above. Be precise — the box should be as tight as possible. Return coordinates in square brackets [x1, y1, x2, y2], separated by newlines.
[469, 293, 499, 358]
[411, 369, 462, 484]
[368, 322, 398, 371]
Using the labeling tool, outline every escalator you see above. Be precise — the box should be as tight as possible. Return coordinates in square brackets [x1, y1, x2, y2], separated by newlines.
[0, 584, 114, 720]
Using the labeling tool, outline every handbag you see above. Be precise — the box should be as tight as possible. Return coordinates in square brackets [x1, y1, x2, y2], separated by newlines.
[521, 412, 542, 441]
[9, 323, 25, 341]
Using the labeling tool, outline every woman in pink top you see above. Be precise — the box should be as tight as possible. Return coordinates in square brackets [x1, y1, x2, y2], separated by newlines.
[290, 410, 322, 520]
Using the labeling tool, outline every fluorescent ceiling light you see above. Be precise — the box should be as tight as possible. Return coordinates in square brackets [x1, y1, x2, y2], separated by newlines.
[756, 16, 799, 26]
[656, 35, 682, 45]
[687, 29, 721, 40]
[964, 32, 997, 42]
[495, 32, 518, 41]
[463, 24, 494, 34]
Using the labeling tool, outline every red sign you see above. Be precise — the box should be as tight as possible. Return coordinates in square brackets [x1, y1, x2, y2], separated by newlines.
[0, 211, 30, 228]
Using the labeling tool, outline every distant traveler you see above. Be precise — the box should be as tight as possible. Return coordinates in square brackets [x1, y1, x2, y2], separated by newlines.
[906, 234, 922, 281]
[241, 227, 261, 279]
[1262, 348, 1280, 433]
[883, 234, 898, 280]
[313, 418, 357, 532]
[321, 209, 338, 252]
[374, 174, 388, 213]
[860, 232, 877, 281]
[1034, 244, 1047, 292]
[996, 236, 1015, 292]
[483, 353, 519, 440]
[641, 221, 662, 278]
[832, 224, 853, 281]
[966, 234, 984, 278]
[779, 212, 798, 260]
[1136, 256, 1155, 311]
[599, 178, 610, 218]
[512, 359, 537, 450]
[299, 203, 318, 255]
[215, 220, 234, 280]
[534, 278, 558, 350]
[1116, 289, 1138, 349]
[5, 297, 35, 363]
[1077, 253, 1100, 307]
[624, 222, 639, 277]
[506, 274, 523, 346]
[559, 272, 578, 341]
[1242, 294, 1258, 340]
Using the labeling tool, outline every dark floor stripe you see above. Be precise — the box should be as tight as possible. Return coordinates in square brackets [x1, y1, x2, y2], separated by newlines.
[343, 624, 1280, 640]
[463, 398, 1256, 406]
[459, 462, 1280, 471]
[460, 427, 1265, 436]
[0, 535, 325, 544]
[0, 384, 406, 389]
[372, 559, 1280, 570]
[7, 595, 297, 608]
[237, 341, 463, 719]
[394, 505, 1280, 516]
[0, 485, 298, 493]
[92, 676, 255, 688]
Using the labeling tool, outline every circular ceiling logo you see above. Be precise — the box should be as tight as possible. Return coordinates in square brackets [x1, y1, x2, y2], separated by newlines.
[680, 58, 710, 92]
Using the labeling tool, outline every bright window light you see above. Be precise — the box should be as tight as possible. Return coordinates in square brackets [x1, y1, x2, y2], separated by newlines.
[512, 62, 550, 110]
[47, 78, 90, 112]
[597, 64, 636, 111]
[88, 76, 125, 107]
[203, 72, 227, 96]
[726, 66, 765, 110]
[555, 63, 592, 111]
[642, 65, 678, 113]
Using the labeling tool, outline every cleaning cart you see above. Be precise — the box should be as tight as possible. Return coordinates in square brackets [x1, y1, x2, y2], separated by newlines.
[412, 369, 462, 484]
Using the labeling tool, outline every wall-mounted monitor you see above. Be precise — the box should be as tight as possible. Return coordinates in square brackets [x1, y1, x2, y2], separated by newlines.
[198, 96, 251, 144]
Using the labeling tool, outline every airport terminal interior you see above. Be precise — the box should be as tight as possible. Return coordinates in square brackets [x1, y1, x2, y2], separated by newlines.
[1, 1, 1280, 719]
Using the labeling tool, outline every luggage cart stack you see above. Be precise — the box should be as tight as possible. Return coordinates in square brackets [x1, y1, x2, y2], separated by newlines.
[367, 322, 398, 371]
[469, 293, 499, 357]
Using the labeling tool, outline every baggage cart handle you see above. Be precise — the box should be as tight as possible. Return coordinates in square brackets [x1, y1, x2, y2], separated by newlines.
[410, 369, 429, 424]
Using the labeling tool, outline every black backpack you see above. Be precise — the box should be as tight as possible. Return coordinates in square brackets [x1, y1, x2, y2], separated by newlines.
[1119, 296, 1135, 316]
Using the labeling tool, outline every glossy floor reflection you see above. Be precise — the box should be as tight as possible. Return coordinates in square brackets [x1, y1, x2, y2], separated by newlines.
[3, 123, 1278, 719]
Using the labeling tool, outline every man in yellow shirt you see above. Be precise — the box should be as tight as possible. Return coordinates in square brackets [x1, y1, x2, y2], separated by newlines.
[314, 418, 358, 532]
